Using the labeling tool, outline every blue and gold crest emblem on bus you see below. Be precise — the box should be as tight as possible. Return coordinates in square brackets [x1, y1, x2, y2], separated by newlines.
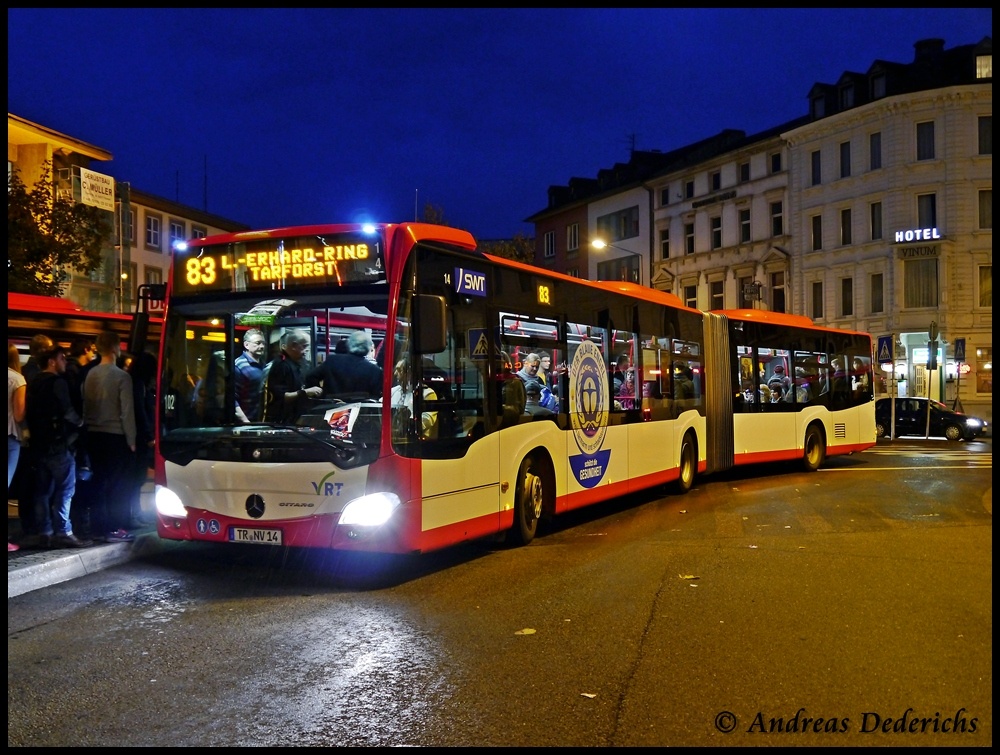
[568, 339, 611, 487]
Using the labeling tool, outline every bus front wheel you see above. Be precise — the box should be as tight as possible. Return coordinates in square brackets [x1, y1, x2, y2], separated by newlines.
[803, 424, 826, 472]
[512, 456, 545, 546]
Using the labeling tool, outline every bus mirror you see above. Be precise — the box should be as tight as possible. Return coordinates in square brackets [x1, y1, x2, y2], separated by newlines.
[414, 295, 446, 354]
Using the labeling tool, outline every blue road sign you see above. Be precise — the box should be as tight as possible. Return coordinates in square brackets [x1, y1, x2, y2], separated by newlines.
[954, 337, 966, 363]
[877, 335, 893, 363]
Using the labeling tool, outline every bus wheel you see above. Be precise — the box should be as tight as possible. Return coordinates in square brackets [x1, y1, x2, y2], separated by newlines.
[673, 432, 696, 494]
[512, 456, 544, 546]
[803, 424, 826, 472]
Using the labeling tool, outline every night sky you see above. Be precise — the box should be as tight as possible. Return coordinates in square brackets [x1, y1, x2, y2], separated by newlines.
[7, 8, 992, 240]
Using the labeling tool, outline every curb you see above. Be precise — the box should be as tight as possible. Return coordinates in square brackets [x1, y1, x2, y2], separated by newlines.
[8, 531, 164, 599]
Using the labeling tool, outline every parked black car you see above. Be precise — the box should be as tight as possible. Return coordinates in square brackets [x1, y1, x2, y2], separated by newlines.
[875, 397, 988, 441]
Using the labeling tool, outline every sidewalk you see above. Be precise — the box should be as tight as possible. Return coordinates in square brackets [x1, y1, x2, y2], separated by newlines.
[7, 483, 167, 599]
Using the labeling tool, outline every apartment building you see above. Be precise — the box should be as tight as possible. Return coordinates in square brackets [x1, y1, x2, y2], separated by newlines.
[527, 36, 992, 423]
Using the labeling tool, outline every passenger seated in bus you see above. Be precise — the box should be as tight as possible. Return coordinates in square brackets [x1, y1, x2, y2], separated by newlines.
[617, 368, 637, 410]
[788, 366, 813, 403]
[611, 353, 629, 394]
[389, 356, 437, 437]
[767, 364, 790, 400]
[305, 330, 382, 401]
[523, 380, 555, 419]
[673, 363, 695, 400]
[852, 357, 872, 398]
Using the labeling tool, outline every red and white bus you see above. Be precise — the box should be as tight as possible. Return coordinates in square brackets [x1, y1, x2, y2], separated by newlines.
[152, 222, 875, 554]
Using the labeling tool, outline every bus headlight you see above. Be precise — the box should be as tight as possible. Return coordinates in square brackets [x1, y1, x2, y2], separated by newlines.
[339, 492, 401, 527]
[155, 485, 187, 518]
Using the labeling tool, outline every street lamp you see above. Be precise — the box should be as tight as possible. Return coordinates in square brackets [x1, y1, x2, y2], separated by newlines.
[591, 238, 644, 286]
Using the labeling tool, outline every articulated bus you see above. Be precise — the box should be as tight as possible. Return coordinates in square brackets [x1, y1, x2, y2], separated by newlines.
[152, 222, 875, 554]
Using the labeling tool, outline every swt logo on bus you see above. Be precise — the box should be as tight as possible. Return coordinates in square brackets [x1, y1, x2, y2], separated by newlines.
[455, 267, 487, 297]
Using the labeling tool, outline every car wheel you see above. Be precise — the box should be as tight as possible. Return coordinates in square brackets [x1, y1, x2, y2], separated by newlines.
[875, 422, 887, 439]
[944, 424, 964, 442]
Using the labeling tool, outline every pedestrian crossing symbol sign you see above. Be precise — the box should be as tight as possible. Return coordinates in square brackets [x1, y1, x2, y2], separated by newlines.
[470, 329, 490, 358]
[877, 335, 893, 363]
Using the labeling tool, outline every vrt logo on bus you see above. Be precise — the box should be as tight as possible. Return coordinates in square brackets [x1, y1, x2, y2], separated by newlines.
[567, 339, 611, 488]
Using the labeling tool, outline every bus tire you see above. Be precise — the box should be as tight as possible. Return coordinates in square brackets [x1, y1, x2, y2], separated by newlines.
[802, 423, 826, 472]
[673, 432, 696, 494]
[511, 455, 545, 546]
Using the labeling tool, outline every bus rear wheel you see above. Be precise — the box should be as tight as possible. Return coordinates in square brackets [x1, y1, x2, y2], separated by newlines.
[673, 433, 696, 494]
[802, 424, 826, 472]
[512, 456, 545, 546]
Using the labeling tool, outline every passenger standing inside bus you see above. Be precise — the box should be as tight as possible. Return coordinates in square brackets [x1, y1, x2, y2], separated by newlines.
[305, 330, 383, 400]
[83, 331, 136, 543]
[8, 344, 26, 551]
[263, 329, 322, 423]
[234, 328, 266, 423]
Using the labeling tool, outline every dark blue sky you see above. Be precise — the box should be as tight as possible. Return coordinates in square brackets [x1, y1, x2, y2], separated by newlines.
[8, 8, 992, 240]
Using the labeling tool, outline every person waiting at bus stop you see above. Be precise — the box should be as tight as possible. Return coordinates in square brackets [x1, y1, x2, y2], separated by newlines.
[23, 345, 90, 549]
[83, 331, 137, 543]
[263, 329, 322, 423]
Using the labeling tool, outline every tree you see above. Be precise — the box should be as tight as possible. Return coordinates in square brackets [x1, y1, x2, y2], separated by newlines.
[416, 201, 534, 263]
[478, 232, 535, 264]
[7, 163, 110, 296]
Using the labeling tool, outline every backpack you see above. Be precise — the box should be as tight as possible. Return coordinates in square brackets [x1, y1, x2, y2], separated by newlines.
[25, 373, 73, 453]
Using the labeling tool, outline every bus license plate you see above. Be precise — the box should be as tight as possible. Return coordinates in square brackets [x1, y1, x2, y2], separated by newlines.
[230, 527, 282, 545]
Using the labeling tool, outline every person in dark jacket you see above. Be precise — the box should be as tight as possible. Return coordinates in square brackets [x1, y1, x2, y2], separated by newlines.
[23, 346, 90, 549]
[262, 329, 322, 423]
[305, 331, 383, 400]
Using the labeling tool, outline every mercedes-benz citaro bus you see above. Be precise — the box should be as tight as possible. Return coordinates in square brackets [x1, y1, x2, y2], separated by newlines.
[153, 222, 876, 555]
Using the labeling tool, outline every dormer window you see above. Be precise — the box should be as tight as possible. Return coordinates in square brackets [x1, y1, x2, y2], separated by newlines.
[839, 84, 854, 109]
[870, 73, 886, 99]
[977, 53, 992, 79]
[812, 96, 826, 119]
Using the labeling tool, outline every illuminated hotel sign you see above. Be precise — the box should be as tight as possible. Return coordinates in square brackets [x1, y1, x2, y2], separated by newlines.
[894, 227, 942, 260]
[172, 233, 385, 295]
[894, 227, 941, 243]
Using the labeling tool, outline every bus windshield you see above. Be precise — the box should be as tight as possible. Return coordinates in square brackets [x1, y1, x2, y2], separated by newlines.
[160, 225, 394, 469]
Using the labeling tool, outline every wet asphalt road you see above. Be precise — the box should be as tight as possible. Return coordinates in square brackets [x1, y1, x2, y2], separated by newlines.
[8, 439, 992, 746]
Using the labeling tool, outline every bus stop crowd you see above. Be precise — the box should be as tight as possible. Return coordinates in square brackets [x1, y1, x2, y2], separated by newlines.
[8, 332, 155, 552]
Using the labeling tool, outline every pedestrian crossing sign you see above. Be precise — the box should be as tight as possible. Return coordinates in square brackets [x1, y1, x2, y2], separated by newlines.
[877, 335, 893, 363]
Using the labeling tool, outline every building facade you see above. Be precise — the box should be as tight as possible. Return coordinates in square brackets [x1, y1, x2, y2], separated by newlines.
[527, 36, 992, 423]
[8, 112, 249, 315]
